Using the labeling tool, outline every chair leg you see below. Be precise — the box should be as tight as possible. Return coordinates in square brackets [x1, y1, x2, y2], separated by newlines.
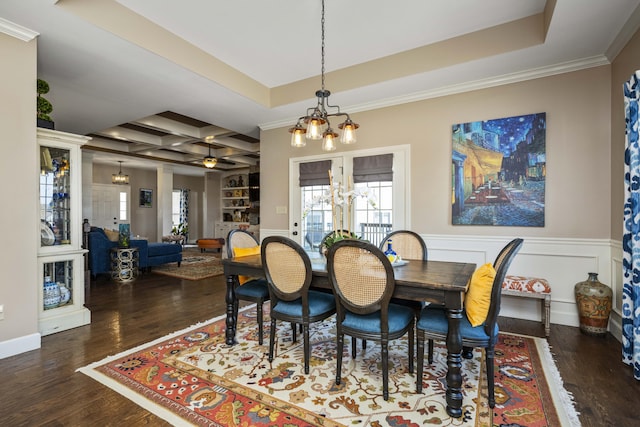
[303, 323, 310, 374]
[292, 322, 297, 343]
[486, 347, 496, 408]
[268, 318, 277, 363]
[382, 339, 389, 401]
[256, 301, 264, 345]
[463, 346, 474, 359]
[417, 330, 424, 393]
[408, 321, 414, 374]
[336, 333, 344, 385]
[427, 339, 434, 364]
[351, 336, 357, 359]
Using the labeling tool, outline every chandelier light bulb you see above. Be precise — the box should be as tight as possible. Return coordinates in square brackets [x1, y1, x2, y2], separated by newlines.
[322, 128, 338, 151]
[289, 125, 306, 147]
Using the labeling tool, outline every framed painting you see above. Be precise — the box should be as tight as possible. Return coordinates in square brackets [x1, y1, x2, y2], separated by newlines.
[139, 188, 152, 208]
[451, 112, 546, 227]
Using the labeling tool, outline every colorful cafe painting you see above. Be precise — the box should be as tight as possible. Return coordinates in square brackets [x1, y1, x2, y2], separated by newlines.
[452, 112, 546, 226]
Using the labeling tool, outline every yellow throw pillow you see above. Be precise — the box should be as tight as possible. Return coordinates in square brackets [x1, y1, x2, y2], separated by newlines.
[464, 263, 497, 327]
[233, 245, 261, 284]
[104, 228, 119, 242]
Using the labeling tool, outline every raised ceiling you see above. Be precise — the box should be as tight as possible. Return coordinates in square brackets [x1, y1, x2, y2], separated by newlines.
[1, 0, 639, 175]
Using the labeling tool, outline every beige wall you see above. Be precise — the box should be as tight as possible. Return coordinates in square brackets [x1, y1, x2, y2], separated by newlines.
[610, 29, 640, 240]
[261, 65, 612, 239]
[90, 163, 209, 241]
[0, 34, 38, 343]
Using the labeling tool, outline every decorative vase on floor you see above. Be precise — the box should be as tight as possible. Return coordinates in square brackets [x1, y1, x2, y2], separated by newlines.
[574, 272, 612, 336]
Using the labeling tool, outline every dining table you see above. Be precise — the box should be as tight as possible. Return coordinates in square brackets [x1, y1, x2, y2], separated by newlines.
[222, 253, 476, 418]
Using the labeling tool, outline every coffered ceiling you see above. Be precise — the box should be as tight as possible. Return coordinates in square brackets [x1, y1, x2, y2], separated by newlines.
[1, 0, 640, 175]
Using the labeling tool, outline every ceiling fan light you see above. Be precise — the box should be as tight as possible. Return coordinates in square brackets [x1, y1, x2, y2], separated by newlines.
[203, 156, 217, 168]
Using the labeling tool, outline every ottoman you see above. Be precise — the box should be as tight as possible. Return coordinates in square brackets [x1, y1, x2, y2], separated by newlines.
[197, 238, 225, 253]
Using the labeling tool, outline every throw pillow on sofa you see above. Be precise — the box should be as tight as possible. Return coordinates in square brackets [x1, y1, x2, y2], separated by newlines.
[103, 228, 119, 242]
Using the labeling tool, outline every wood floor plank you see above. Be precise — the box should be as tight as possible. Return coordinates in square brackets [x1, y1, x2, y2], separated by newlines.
[0, 272, 637, 426]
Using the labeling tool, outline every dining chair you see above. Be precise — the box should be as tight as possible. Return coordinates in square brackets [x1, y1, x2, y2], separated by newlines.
[379, 230, 428, 310]
[226, 229, 270, 345]
[379, 230, 428, 262]
[261, 236, 336, 374]
[327, 239, 415, 401]
[416, 238, 524, 409]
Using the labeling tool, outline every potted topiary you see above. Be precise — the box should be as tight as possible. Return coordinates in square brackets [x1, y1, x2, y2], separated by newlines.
[37, 78, 54, 129]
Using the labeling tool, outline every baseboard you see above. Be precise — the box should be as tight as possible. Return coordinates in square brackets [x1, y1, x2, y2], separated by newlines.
[0, 333, 41, 359]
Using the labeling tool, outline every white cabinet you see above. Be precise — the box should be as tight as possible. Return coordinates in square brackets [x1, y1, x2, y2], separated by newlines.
[37, 129, 91, 335]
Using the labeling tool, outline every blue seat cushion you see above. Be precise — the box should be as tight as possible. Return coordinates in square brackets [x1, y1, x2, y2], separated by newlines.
[272, 290, 335, 318]
[235, 278, 269, 299]
[341, 303, 414, 334]
[148, 242, 182, 257]
[416, 306, 498, 342]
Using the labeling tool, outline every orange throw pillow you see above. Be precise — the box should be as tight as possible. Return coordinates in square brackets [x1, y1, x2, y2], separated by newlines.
[233, 246, 261, 285]
[464, 263, 497, 327]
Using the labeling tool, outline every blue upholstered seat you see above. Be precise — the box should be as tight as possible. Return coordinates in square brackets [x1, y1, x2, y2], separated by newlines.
[342, 303, 415, 334]
[416, 306, 498, 342]
[234, 278, 269, 299]
[271, 291, 335, 318]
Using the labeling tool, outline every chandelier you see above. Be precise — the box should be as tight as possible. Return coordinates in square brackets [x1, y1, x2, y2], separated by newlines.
[111, 161, 129, 184]
[289, 0, 359, 152]
[203, 136, 217, 168]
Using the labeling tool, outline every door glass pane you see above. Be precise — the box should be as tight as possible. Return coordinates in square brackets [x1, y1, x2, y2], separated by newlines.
[301, 185, 333, 251]
[354, 181, 393, 247]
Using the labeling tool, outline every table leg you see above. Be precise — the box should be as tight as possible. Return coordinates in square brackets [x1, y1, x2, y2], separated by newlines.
[445, 307, 463, 417]
[225, 274, 237, 345]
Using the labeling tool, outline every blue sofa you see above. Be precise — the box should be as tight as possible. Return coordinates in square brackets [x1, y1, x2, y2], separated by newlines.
[88, 227, 182, 278]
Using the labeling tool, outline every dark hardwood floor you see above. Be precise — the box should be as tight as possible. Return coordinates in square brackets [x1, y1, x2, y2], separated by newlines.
[1, 272, 638, 426]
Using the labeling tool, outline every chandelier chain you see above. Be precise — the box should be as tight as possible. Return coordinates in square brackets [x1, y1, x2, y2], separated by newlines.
[321, 0, 325, 92]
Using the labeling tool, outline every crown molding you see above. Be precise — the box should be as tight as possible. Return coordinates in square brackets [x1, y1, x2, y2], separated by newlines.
[259, 55, 610, 131]
[0, 17, 38, 42]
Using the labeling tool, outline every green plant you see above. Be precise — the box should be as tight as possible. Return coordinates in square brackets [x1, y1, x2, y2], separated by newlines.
[172, 222, 189, 236]
[37, 78, 53, 121]
[321, 230, 365, 255]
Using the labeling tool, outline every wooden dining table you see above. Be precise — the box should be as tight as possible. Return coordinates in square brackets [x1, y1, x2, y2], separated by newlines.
[222, 254, 476, 418]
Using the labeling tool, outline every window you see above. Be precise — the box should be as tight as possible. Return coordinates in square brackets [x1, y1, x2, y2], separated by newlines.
[172, 190, 181, 227]
[119, 192, 127, 221]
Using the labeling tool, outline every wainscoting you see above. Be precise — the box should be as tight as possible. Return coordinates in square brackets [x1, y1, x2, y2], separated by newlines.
[260, 229, 623, 341]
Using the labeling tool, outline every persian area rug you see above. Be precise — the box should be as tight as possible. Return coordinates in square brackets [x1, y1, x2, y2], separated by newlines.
[152, 249, 223, 281]
[78, 305, 581, 427]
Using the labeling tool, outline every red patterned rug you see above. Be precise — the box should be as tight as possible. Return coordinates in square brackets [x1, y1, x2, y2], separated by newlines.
[78, 305, 580, 426]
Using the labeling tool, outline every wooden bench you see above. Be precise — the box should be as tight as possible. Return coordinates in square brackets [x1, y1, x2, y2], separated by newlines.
[502, 275, 551, 337]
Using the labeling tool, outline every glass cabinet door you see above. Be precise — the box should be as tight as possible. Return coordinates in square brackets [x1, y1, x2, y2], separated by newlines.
[42, 258, 74, 311]
[39, 145, 72, 248]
